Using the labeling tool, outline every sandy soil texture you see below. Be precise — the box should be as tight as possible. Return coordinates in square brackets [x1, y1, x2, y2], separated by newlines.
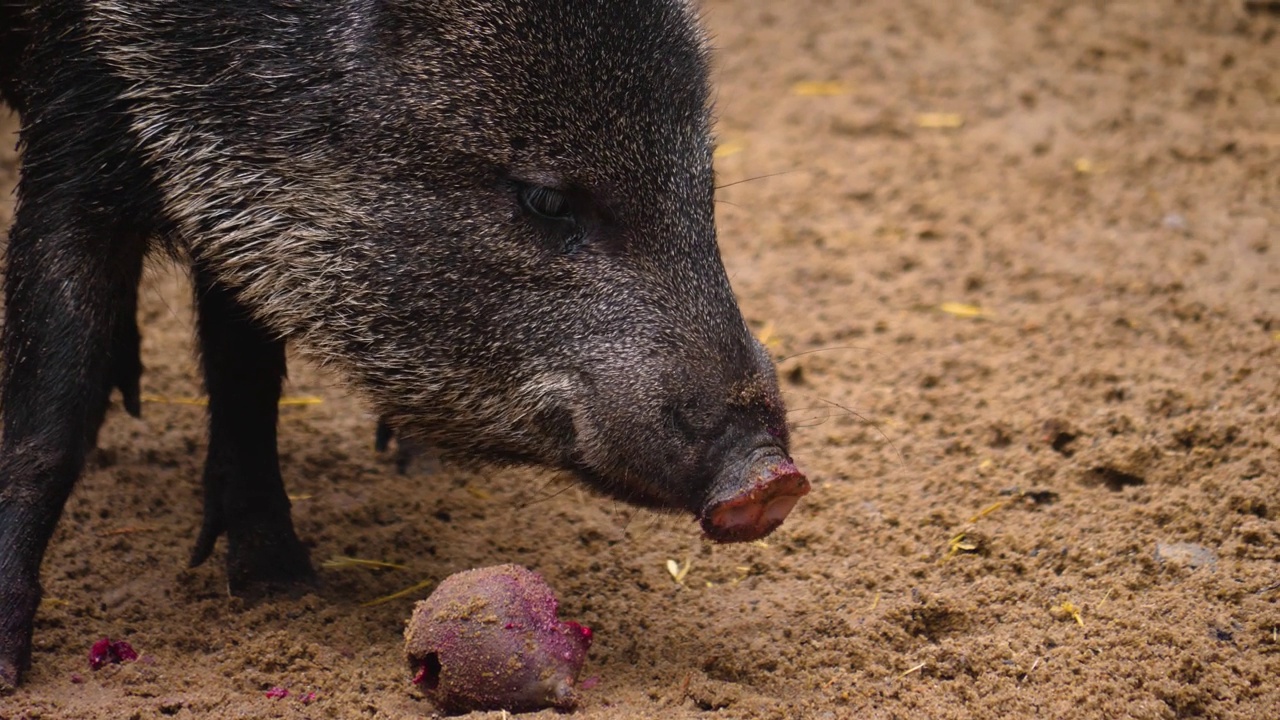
[2, 1, 1278, 718]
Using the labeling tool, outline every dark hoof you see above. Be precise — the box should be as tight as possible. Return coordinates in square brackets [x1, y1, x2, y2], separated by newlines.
[1, 658, 21, 695]
[189, 517, 315, 596]
[0, 586, 37, 694]
[225, 526, 316, 597]
[116, 375, 142, 418]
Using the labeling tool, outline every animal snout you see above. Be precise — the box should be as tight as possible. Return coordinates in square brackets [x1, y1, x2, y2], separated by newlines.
[699, 448, 809, 543]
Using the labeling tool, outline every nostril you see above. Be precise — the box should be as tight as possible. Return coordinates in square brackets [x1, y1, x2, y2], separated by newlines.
[762, 494, 800, 525]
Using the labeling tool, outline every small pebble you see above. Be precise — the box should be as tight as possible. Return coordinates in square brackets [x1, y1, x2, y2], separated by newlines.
[1161, 213, 1189, 232]
[1154, 541, 1217, 569]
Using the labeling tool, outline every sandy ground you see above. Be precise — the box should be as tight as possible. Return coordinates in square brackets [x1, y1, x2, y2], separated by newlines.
[2, 1, 1278, 718]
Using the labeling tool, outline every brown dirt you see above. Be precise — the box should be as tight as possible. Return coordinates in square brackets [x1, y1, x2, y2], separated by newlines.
[2, 1, 1278, 718]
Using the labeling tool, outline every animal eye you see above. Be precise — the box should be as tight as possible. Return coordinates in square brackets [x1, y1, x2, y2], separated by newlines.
[517, 183, 574, 223]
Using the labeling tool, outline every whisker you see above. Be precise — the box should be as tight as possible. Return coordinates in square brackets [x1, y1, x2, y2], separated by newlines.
[617, 503, 636, 533]
[782, 396, 839, 429]
[516, 475, 576, 510]
[776, 344, 889, 363]
[715, 170, 795, 191]
[636, 511, 665, 537]
[813, 397, 906, 469]
[785, 405, 841, 414]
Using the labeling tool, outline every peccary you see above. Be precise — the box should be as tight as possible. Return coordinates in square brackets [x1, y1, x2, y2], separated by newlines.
[0, 0, 810, 690]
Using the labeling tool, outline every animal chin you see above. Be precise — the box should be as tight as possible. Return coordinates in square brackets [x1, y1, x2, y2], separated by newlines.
[613, 481, 689, 513]
[566, 462, 689, 513]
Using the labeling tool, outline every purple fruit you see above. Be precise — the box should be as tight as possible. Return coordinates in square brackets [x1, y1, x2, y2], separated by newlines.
[404, 564, 593, 714]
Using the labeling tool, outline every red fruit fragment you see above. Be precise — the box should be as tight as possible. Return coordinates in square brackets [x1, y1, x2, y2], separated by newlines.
[265, 686, 289, 700]
[404, 564, 593, 714]
[88, 638, 138, 670]
[114, 642, 138, 663]
[299, 691, 318, 705]
[87, 638, 112, 670]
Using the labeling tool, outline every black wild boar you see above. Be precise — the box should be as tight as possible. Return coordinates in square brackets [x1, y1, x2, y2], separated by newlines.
[0, 0, 808, 689]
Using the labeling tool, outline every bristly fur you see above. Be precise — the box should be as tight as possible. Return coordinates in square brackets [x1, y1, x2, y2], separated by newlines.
[68, 0, 780, 506]
[0, 0, 797, 690]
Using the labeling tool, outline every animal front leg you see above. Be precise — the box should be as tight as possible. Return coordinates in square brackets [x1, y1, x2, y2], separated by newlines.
[188, 265, 314, 593]
[0, 201, 147, 691]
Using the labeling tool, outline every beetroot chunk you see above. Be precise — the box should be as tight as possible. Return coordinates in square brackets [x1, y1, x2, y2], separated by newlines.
[88, 637, 138, 670]
[404, 564, 593, 714]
